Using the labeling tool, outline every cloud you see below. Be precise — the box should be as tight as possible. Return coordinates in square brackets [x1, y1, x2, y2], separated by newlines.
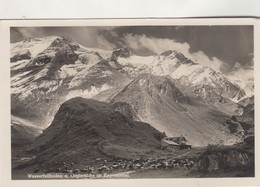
[227, 54, 254, 94]
[191, 51, 224, 72]
[228, 66, 254, 96]
[11, 27, 46, 42]
[122, 32, 254, 87]
[123, 32, 254, 92]
[123, 33, 191, 56]
[11, 27, 117, 50]
[228, 61, 254, 84]
[96, 34, 117, 50]
[123, 33, 226, 72]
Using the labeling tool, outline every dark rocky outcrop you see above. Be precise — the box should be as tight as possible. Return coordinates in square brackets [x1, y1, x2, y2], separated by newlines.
[111, 48, 131, 61]
[197, 144, 254, 175]
[11, 50, 31, 62]
[160, 50, 196, 65]
[112, 102, 140, 121]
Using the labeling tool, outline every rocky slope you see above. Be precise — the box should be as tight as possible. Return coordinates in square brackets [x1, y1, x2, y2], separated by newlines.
[197, 142, 254, 176]
[221, 95, 254, 144]
[111, 73, 243, 146]
[11, 115, 43, 153]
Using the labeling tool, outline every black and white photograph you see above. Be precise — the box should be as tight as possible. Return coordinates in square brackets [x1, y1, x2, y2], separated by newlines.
[6, 21, 256, 180]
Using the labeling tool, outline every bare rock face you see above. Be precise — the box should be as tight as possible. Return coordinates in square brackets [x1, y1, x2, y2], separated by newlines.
[112, 102, 140, 121]
[49, 37, 80, 50]
[197, 147, 254, 173]
[11, 50, 31, 62]
[224, 118, 245, 137]
[111, 48, 132, 61]
[224, 150, 252, 168]
[197, 154, 220, 172]
[160, 50, 196, 65]
[173, 67, 246, 104]
[224, 96, 254, 137]
[110, 73, 244, 146]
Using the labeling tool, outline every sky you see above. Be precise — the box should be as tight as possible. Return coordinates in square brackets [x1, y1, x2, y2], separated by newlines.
[11, 26, 254, 83]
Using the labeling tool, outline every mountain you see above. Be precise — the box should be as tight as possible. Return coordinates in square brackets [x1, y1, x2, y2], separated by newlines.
[110, 73, 243, 146]
[11, 115, 43, 153]
[11, 36, 131, 127]
[21, 98, 164, 172]
[232, 79, 254, 97]
[114, 49, 246, 103]
[238, 96, 254, 135]
[222, 96, 254, 145]
[10, 36, 252, 147]
[238, 95, 254, 108]
[240, 96, 254, 118]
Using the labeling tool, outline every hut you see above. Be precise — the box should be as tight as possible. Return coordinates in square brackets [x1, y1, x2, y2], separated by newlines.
[161, 138, 180, 150]
[161, 136, 191, 150]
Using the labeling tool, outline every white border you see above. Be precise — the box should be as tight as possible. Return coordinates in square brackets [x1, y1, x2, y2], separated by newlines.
[0, 18, 259, 187]
[0, 0, 260, 19]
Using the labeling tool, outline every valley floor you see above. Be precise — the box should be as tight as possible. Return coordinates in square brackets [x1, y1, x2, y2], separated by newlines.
[11, 145, 254, 180]
[12, 167, 254, 180]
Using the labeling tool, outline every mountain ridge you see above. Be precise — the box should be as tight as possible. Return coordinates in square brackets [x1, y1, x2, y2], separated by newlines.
[10, 36, 253, 147]
[110, 73, 243, 146]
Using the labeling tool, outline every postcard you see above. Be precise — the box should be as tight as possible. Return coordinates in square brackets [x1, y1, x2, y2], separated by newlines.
[0, 18, 259, 186]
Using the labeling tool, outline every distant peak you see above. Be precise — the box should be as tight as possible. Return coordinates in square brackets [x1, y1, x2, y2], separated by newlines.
[61, 35, 73, 42]
[23, 37, 34, 43]
[114, 47, 131, 53]
[113, 47, 132, 56]
[22, 36, 60, 44]
[160, 50, 178, 56]
[159, 50, 187, 60]
[159, 50, 196, 65]
[111, 47, 132, 61]
[49, 36, 80, 50]
[50, 36, 76, 44]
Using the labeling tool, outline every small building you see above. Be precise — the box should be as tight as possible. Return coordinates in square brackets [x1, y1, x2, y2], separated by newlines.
[161, 138, 180, 150]
[161, 136, 191, 150]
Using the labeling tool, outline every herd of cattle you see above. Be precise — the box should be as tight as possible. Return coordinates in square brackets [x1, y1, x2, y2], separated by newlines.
[57, 157, 194, 176]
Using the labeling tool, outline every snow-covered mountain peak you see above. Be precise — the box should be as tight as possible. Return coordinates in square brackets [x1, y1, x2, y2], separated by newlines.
[11, 37, 132, 127]
[159, 50, 181, 60]
[114, 48, 247, 102]
[158, 50, 196, 65]
[10, 36, 249, 128]
[11, 36, 60, 61]
[49, 36, 80, 50]
[231, 79, 254, 97]
[23, 36, 37, 43]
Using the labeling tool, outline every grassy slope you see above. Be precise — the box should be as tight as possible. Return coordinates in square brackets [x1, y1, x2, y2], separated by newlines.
[16, 97, 164, 172]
